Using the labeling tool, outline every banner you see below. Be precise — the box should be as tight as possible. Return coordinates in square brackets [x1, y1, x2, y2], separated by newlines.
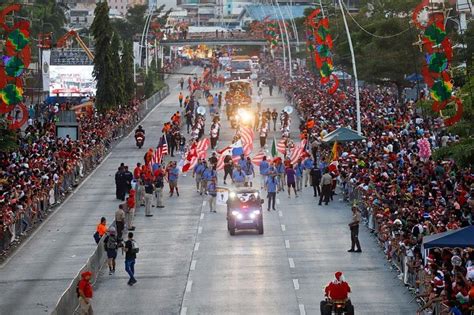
[216, 187, 230, 206]
[41, 50, 51, 92]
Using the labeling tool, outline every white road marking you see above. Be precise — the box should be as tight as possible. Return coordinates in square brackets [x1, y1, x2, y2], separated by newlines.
[180, 307, 187, 315]
[281, 224, 286, 231]
[285, 240, 290, 248]
[276, 198, 281, 205]
[202, 200, 207, 206]
[278, 210, 283, 217]
[293, 279, 300, 290]
[185, 280, 193, 292]
[299, 304, 306, 315]
[200, 213, 204, 220]
[289, 258, 295, 268]
[194, 242, 200, 251]
[190, 260, 197, 271]
[198, 226, 202, 234]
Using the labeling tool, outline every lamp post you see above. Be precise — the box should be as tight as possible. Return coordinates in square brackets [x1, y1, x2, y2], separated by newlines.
[273, 0, 292, 77]
[337, 0, 361, 135]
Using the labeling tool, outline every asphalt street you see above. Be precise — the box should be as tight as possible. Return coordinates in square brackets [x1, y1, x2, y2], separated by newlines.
[0, 66, 418, 315]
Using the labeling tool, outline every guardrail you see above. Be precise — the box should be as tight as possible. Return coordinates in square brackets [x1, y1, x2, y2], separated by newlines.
[51, 226, 110, 315]
[49, 86, 170, 314]
[342, 182, 458, 315]
[0, 86, 169, 257]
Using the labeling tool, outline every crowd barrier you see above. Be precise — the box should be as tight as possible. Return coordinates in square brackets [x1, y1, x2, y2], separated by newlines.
[51, 226, 110, 315]
[0, 86, 169, 259]
[48, 86, 170, 314]
[343, 182, 457, 315]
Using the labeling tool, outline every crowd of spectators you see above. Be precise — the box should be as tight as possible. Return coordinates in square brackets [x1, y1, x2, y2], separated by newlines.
[263, 59, 474, 313]
[0, 100, 141, 256]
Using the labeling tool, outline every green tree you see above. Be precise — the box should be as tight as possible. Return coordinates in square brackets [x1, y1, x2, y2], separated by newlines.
[111, 4, 167, 42]
[144, 70, 156, 99]
[331, 0, 420, 97]
[91, 2, 115, 112]
[110, 33, 126, 106]
[0, 119, 18, 152]
[122, 41, 136, 103]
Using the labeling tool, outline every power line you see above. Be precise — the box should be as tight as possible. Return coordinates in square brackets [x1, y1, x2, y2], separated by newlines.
[341, 1, 412, 39]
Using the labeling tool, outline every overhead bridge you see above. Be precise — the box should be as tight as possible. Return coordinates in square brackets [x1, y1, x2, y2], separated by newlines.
[160, 38, 300, 47]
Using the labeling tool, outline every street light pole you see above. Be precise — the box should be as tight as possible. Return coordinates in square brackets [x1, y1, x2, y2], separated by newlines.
[274, 0, 292, 77]
[338, 0, 361, 135]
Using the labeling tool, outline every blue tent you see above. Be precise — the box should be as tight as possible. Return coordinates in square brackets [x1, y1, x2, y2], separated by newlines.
[422, 225, 474, 250]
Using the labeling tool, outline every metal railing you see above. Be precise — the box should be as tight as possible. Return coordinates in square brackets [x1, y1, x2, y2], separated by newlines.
[49, 86, 170, 315]
[342, 181, 468, 315]
[0, 87, 170, 257]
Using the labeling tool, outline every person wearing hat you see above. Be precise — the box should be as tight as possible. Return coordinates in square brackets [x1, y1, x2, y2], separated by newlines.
[322, 271, 352, 312]
[348, 206, 362, 253]
[103, 227, 119, 275]
[78, 271, 93, 314]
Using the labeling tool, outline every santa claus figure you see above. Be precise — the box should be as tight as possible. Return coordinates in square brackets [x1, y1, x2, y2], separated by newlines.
[324, 271, 351, 300]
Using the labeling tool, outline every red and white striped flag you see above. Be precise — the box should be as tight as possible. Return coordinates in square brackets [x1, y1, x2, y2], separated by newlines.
[251, 151, 266, 166]
[290, 139, 307, 165]
[277, 138, 286, 155]
[240, 127, 254, 153]
[182, 138, 210, 172]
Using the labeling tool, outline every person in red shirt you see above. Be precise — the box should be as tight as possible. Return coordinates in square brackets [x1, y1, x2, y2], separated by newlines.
[133, 163, 142, 179]
[324, 271, 351, 300]
[78, 271, 93, 314]
[321, 272, 353, 314]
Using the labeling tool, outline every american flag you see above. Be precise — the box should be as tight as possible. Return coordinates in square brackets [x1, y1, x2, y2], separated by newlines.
[277, 138, 286, 155]
[251, 151, 266, 166]
[182, 138, 210, 172]
[240, 127, 254, 154]
[290, 139, 307, 165]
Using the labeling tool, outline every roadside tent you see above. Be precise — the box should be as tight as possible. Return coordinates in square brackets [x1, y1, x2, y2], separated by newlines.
[422, 226, 474, 250]
[322, 127, 365, 143]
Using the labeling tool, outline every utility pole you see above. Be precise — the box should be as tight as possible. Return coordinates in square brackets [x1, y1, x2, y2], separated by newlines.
[338, 0, 361, 135]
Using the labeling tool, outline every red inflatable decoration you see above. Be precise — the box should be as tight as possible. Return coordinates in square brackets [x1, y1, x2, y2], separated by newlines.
[0, 4, 31, 129]
[412, 0, 462, 126]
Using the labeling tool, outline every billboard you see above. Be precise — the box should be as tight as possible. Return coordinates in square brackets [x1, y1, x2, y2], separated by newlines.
[49, 65, 96, 96]
[44, 49, 96, 96]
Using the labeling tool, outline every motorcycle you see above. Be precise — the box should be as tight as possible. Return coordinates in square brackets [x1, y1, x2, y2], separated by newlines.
[320, 298, 354, 315]
[135, 132, 145, 149]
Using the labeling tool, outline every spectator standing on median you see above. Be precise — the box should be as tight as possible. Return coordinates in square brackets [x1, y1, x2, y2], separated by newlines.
[207, 177, 217, 213]
[179, 77, 184, 90]
[144, 178, 154, 217]
[348, 206, 362, 253]
[104, 227, 118, 275]
[124, 232, 138, 286]
[115, 204, 125, 240]
[78, 271, 93, 314]
[94, 217, 107, 244]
